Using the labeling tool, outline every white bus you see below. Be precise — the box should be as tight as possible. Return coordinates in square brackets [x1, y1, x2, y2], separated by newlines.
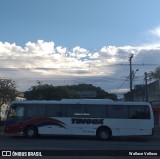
[4, 99, 154, 140]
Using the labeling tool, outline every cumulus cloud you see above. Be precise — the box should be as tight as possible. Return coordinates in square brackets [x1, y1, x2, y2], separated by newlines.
[25, 40, 55, 55]
[56, 46, 67, 55]
[0, 40, 160, 94]
[150, 26, 160, 37]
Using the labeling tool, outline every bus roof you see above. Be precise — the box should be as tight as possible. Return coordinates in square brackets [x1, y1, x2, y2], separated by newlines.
[11, 99, 151, 106]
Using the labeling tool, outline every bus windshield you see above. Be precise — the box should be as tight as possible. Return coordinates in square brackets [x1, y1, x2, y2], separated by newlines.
[7, 106, 25, 120]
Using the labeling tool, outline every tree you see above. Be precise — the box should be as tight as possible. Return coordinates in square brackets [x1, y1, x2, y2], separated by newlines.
[0, 78, 17, 106]
[24, 82, 80, 100]
[149, 66, 160, 80]
[0, 78, 17, 119]
[67, 84, 117, 100]
[25, 83, 117, 100]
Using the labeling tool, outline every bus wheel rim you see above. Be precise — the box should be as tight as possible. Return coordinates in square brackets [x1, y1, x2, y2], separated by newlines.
[100, 131, 108, 139]
[28, 130, 34, 136]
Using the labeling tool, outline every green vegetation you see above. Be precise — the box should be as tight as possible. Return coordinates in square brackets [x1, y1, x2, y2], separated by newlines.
[24, 83, 117, 100]
[0, 78, 17, 107]
[149, 66, 160, 80]
[0, 78, 17, 120]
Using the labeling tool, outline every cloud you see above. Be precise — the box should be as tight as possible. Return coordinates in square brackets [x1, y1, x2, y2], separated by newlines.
[56, 46, 67, 55]
[25, 40, 55, 55]
[0, 40, 160, 95]
[150, 26, 160, 37]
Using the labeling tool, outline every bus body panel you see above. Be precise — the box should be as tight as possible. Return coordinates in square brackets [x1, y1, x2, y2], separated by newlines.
[4, 117, 153, 136]
[38, 118, 153, 136]
[104, 119, 153, 136]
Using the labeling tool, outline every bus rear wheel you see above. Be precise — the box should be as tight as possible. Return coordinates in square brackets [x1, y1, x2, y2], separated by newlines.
[97, 128, 111, 140]
[24, 126, 38, 138]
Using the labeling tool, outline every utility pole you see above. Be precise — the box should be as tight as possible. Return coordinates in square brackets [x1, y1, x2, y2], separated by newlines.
[129, 54, 133, 101]
[145, 72, 149, 102]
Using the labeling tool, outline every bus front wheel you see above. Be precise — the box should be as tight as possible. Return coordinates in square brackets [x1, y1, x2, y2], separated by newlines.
[24, 126, 38, 138]
[97, 128, 111, 140]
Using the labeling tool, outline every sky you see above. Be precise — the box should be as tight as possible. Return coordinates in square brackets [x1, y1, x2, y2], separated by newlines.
[0, 0, 160, 98]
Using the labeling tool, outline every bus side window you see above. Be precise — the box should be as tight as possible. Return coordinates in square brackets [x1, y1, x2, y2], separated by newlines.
[86, 105, 107, 118]
[129, 106, 139, 119]
[26, 104, 46, 117]
[115, 105, 128, 119]
[140, 106, 150, 119]
[56, 111, 65, 117]
[26, 106, 35, 117]
[46, 104, 63, 117]
[108, 105, 116, 118]
[65, 104, 85, 117]
[129, 105, 150, 119]
[27, 109, 33, 117]
[107, 105, 128, 119]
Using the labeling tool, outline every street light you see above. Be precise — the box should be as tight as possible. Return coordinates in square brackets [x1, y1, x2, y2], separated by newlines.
[133, 69, 139, 80]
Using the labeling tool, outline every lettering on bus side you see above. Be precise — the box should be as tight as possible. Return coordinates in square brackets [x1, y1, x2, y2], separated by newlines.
[71, 118, 104, 124]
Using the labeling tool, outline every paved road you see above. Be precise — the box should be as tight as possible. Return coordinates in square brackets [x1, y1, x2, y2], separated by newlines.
[0, 134, 160, 159]
[0, 134, 160, 150]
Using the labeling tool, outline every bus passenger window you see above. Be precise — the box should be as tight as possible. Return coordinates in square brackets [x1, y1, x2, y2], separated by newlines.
[129, 105, 150, 119]
[66, 104, 86, 117]
[26, 104, 46, 117]
[27, 110, 33, 117]
[86, 105, 107, 118]
[140, 107, 150, 119]
[46, 105, 63, 117]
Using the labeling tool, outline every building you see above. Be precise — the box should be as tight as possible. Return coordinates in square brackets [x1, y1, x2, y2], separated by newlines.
[124, 80, 160, 130]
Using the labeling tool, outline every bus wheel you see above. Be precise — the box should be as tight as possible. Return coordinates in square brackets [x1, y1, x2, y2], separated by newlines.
[97, 128, 111, 140]
[24, 126, 38, 138]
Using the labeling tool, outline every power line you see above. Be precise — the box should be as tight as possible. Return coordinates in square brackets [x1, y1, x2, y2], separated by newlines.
[0, 63, 158, 71]
[115, 76, 129, 94]
[116, 63, 159, 66]
[117, 79, 128, 90]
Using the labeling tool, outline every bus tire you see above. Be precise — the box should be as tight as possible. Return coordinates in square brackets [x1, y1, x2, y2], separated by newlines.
[97, 127, 111, 140]
[24, 126, 38, 138]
